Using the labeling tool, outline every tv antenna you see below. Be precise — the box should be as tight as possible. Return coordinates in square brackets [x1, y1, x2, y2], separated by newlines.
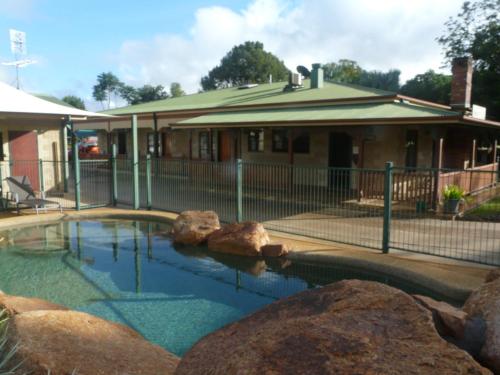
[1, 29, 37, 89]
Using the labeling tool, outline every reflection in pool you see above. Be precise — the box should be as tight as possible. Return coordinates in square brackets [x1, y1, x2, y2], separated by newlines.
[0, 220, 457, 356]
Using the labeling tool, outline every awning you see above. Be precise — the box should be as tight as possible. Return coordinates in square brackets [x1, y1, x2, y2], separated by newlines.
[172, 102, 461, 129]
[0, 81, 111, 120]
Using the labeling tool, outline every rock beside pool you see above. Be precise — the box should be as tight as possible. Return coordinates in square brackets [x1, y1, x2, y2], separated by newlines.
[0, 294, 69, 316]
[7, 310, 179, 375]
[261, 243, 290, 257]
[413, 294, 467, 339]
[463, 277, 500, 373]
[207, 222, 270, 256]
[485, 268, 500, 283]
[172, 210, 220, 245]
[176, 280, 490, 375]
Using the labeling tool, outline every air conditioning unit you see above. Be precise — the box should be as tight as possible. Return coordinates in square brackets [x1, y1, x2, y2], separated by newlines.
[290, 73, 302, 86]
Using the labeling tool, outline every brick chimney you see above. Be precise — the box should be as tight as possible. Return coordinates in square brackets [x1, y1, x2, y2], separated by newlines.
[450, 56, 473, 111]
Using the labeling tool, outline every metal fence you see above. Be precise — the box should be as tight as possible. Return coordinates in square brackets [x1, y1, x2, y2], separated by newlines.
[1, 157, 499, 266]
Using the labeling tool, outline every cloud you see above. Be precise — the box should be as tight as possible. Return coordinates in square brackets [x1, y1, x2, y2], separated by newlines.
[115, 0, 463, 94]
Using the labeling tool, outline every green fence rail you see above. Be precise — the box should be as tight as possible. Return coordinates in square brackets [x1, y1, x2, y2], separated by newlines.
[1, 156, 499, 266]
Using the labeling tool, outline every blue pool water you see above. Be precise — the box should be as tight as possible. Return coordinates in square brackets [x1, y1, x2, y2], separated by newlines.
[0, 220, 456, 356]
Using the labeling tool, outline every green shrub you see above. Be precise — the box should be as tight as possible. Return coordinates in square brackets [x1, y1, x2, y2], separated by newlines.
[442, 184, 464, 200]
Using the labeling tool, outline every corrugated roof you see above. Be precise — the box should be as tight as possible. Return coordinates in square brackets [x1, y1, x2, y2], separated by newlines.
[103, 80, 394, 115]
[174, 102, 458, 127]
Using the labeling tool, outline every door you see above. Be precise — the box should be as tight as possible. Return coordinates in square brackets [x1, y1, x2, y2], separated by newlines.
[218, 130, 233, 162]
[328, 132, 352, 190]
[9, 131, 40, 190]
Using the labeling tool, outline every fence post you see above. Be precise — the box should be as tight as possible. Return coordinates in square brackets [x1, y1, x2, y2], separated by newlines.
[236, 159, 243, 222]
[38, 159, 45, 193]
[70, 119, 81, 210]
[111, 144, 118, 206]
[146, 154, 152, 210]
[131, 114, 140, 210]
[382, 161, 393, 253]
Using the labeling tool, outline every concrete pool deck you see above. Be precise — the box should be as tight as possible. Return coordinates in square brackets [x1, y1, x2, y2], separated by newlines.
[0, 207, 493, 302]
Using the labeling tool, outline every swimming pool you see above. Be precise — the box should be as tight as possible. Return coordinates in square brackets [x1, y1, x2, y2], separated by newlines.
[0, 219, 457, 356]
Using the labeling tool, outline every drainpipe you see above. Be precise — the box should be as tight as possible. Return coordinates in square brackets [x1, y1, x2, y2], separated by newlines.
[131, 114, 139, 210]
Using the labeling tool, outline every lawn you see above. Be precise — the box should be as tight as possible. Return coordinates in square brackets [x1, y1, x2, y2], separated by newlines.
[465, 197, 500, 221]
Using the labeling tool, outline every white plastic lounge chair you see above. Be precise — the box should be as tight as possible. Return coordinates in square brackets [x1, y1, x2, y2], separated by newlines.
[5, 176, 62, 214]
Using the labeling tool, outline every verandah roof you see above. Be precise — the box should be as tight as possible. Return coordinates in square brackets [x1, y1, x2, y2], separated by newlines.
[0, 81, 111, 119]
[172, 101, 461, 129]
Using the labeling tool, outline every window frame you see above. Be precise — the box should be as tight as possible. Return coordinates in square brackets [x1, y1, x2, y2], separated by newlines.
[199, 131, 210, 160]
[248, 129, 264, 152]
[272, 129, 289, 153]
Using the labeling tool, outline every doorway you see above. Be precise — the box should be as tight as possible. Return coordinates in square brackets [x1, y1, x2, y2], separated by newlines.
[218, 130, 233, 162]
[8, 131, 40, 190]
[328, 132, 352, 189]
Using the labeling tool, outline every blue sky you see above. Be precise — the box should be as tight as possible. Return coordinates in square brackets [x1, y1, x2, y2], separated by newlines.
[0, 0, 463, 109]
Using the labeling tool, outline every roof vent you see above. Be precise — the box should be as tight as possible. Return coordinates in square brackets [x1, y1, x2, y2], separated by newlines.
[238, 83, 258, 90]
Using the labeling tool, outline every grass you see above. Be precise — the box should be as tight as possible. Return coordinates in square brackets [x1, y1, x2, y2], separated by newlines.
[0, 310, 23, 375]
[465, 197, 500, 220]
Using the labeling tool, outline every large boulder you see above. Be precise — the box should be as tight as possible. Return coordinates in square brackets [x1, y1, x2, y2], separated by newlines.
[0, 294, 68, 316]
[463, 277, 500, 373]
[171, 210, 220, 245]
[7, 310, 179, 375]
[261, 243, 290, 257]
[207, 222, 270, 256]
[413, 294, 467, 339]
[176, 280, 490, 375]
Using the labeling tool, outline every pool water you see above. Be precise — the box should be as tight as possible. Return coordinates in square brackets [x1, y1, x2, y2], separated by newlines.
[0, 220, 457, 356]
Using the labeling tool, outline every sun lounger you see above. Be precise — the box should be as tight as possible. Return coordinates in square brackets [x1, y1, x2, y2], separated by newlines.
[5, 176, 62, 214]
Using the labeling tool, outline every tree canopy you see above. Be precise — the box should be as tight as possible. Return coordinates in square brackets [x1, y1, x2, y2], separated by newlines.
[321, 59, 400, 92]
[438, 0, 500, 119]
[120, 84, 168, 105]
[62, 95, 86, 110]
[92, 72, 122, 109]
[170, 82, 185, 97]
[201, 41, 289, 90]
[400, 70, 452, 104]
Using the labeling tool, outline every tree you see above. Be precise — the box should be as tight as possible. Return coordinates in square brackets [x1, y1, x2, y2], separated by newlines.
[400, 70, 452, 104]
[201, 41, 289, 90]
[322, 59, 400, 91]
[120, 84, 168, 105]
[92, 72, 122, 109]
[170, 82, 185, 97]
[322, 59, 362, 83]
[62, 95, 86, 110]
[438, 0, 500, 119]
[358, 69, 401, 92]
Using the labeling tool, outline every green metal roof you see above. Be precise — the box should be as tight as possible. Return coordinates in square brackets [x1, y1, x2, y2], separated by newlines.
[174, 102, 458, 127]
[103, 80, 395, 115]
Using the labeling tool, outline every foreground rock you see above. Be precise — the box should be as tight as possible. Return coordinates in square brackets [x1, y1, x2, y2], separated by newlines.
[207, 222, 270, 256]
[0, 294, 68, 316]
[171, 210, 220, 245]
[261, 243, 290, 257]
[8, 310, 179, 375]
[176, 280, 490, 375]
[484, 268, 500, 283]
[413, 294, 467, 339]
[463, 276, 500, 373]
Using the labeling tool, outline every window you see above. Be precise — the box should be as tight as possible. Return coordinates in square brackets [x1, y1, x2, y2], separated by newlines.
[0, 132, 3, 161]
[293, 131, 310, 153]
[405, 130, 418, 169]
[248, 129, 264, 152]
[272, 129, 288, 152]
[199, 131, 209, 159]
[147, 133, 156, 155]
[117, 132, 127, 155]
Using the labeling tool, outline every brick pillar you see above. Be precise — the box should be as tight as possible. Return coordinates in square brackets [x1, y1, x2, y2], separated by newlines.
[450, 56, 473, 111]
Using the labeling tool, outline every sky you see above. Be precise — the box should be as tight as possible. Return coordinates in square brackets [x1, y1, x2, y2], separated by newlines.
[0, 0, 464, 110]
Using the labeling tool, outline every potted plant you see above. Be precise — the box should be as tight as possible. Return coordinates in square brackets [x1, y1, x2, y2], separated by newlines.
[442, 184, 464, 214]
